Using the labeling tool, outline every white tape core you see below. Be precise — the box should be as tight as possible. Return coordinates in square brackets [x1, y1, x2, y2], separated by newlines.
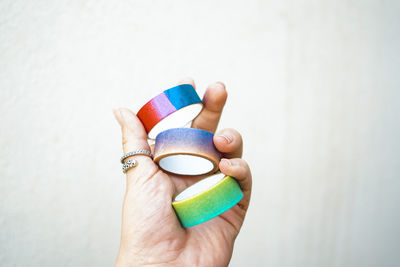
[174, 173, 226, 201]
[148, 103, 203, 139]
[159, 154, 214, 175]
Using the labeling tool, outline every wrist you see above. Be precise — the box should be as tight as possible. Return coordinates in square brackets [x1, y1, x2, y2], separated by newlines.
[115, 251, 174, 267]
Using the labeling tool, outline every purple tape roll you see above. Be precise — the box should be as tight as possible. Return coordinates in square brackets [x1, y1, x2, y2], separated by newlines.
[154, 128, 221, 176]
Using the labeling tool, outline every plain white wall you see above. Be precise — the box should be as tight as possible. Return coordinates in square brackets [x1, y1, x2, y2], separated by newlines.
[1, 0, 399, 266]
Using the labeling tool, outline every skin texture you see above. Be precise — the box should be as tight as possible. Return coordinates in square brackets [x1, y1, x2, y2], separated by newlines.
[113, 78, 252, 267]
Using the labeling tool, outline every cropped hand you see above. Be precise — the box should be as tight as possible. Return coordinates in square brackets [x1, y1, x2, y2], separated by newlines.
[114, 78, 252, 267]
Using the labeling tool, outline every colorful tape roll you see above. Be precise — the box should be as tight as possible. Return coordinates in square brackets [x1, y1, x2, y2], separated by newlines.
[172, 173, 243, 228]
[137, 84, 203, 139]
[154, 128, 221, 176]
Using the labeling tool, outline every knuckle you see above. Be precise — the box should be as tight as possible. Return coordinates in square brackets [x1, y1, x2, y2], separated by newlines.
[235, 158, 250, 171]
[240, 158, 249, 168]
[122, 135, 130, 147]
[230, 128, 243, 142]
[222, 128, 242, 143]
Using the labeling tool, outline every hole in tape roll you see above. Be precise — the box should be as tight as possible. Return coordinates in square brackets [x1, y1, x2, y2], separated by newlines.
[148, 104, 202, 139]
[174, 173, 226, 201]
[159, 154, 214, 176]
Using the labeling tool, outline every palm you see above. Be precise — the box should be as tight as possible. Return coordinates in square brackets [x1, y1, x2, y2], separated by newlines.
[121, 167, 245, 266]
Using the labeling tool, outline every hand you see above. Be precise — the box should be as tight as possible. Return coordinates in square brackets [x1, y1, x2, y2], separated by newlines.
[113, 78, 252, 267]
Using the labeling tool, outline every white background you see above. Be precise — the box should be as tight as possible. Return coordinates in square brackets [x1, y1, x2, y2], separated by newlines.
[1, 0, 399, 266]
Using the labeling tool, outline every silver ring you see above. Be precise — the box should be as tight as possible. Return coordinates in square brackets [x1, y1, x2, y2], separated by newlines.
[122, 159, 137, 173]
[120, 149, 153, 163]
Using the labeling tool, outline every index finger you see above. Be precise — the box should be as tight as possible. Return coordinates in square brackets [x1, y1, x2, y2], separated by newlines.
[113, 108, 159, 186]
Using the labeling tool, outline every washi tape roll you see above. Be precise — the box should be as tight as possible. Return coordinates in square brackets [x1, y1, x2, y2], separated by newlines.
[137, 84, 203, 139]
[172, 173, 243, 228]
[154, 128, 221, 176]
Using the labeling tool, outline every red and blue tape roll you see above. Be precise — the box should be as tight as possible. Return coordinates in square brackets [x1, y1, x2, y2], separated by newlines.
[137, 84, 203, 139]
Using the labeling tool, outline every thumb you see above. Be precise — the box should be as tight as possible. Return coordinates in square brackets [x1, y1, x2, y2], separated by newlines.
[113, 108, 159, 187]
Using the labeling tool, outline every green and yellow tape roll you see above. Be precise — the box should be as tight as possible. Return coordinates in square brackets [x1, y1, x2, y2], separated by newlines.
[172, 173, 243, 228]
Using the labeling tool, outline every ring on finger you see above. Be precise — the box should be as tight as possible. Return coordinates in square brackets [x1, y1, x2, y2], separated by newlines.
[120, 149, 153, 163]
[122, 159, 137, 173]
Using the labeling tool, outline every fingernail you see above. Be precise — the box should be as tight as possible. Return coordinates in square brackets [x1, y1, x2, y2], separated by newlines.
[119, 108, 135, 124]
[113, 108, 123, 126]
[221, 158, 231, 166]
[215, 82, 225, 90]
[216, 133, 234, 144]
